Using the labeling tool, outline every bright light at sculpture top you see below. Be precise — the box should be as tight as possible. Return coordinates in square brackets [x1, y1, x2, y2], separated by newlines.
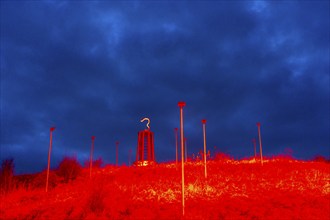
[140, 117, 150, 129]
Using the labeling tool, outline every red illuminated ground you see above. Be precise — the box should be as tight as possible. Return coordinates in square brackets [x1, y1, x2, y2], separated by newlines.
[1, 157, 329, 219]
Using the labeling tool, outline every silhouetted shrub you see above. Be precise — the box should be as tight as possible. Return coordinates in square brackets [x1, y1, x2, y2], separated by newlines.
[15, 173, 35, 190]
[93, 157, 104, 168]
[312, 155, 329, 163]
[214, 152, 232, 161]
[57, 156, 82, 183]
[0, 158, 15, 194]
[84, 157, 104, 169]
[279, 148, 294, 159]
[32, 171, 59, 189]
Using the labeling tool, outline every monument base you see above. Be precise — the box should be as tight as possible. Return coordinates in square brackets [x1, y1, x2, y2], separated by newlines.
[134, 160, 157, 167]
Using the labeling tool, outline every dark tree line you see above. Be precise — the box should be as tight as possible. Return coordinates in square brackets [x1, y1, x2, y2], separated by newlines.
[0, 158, 14, 194]
[0, 156, 104, 193]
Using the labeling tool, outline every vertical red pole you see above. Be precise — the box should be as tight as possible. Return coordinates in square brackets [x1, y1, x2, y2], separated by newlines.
[140, 133, 142, 161]
[148, 131, 152, 161]
[136, 133, 140, 162]
[90, 136, 95, 178]
[202, 119, 207, 179]
[252, 138, 257, 159]
[141, 133, 144, 161]
[256, 122, 263, 166]
[116, 141, 119, 166]
[174, 128, 178, 165]
[151, 132, 155, 161]
[46, 127, 55, 192]
[178, 101, 186, 216]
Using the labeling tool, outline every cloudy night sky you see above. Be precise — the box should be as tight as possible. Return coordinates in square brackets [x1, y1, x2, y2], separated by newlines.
[1, 1, 329, 174]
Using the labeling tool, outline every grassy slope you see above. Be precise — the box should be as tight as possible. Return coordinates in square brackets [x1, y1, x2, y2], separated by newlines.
[1, 158, 329, 220]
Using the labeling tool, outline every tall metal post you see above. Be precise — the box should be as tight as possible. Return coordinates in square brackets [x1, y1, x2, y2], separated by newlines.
[90, 136, 95, 178]
[46, 127, 55, 192]
[256, 122, 263, 166]
[178, 101, 186, 216]
[174, 128, 178, 165]
[202, 119, 207, 179]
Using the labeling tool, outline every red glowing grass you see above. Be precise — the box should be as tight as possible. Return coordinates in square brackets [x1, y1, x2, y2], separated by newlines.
[1, 157, 329, 219]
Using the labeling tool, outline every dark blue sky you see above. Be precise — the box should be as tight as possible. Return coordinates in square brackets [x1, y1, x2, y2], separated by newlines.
[1, 1, 329, 174]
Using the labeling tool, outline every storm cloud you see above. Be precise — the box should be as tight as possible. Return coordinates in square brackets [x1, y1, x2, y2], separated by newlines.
[1, 1, 329, 174]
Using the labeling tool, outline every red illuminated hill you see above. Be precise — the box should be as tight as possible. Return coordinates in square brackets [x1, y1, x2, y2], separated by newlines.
[1, 157, 329, 219]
